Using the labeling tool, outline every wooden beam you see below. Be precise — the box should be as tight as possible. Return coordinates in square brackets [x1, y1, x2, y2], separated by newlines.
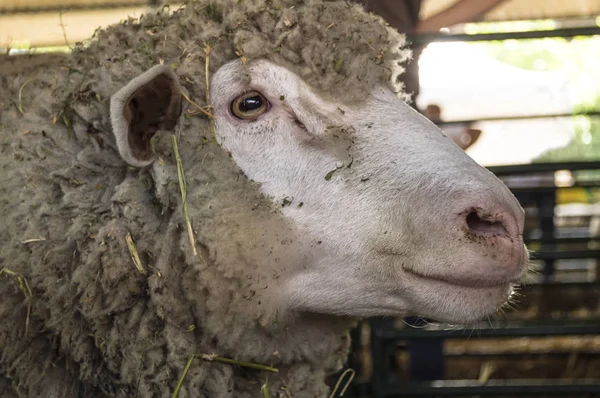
[0, 7, 147, 48]
[417, 0, 506, 33]
[0, 0, 144, 14]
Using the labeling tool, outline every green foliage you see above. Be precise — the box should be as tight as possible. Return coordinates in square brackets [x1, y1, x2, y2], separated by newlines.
[462, 24, 600, 166]
[534, 96, 600, 182]
[463, 20, 558, 35]
[467, 29, 600, 103]
[476, 38, 566, 72]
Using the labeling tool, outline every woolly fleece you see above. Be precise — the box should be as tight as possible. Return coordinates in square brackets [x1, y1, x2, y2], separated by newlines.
[0, 1, 411, 397]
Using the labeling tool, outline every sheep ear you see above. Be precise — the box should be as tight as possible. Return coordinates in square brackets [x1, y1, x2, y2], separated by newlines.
[110, 64, 182, 167]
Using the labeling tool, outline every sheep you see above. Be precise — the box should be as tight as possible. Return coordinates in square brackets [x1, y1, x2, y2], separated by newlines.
[0, 1, 528, 397]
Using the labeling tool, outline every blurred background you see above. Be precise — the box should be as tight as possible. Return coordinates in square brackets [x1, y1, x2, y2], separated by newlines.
[2, 0, 600, 396]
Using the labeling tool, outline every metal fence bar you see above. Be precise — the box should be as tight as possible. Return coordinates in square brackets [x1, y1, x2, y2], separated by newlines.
[374, 379, 600, 396]
[488, 161, 600, 175]
[435, 111, 600, 125]
[519, 280, 600, 287]
[411, 26, 600, 45]
[443, 351, 600, 357]
[0, 1, 150, 14]
[530, 249, 600, 260]
[374, 319, 600, 340]
[524, 236, 600, 244]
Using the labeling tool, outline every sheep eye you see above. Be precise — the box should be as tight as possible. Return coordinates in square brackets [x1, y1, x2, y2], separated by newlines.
[231, 91, 269, 120]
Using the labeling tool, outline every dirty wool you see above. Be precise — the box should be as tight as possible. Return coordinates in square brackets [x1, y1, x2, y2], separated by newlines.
[0, 0, 411, 397]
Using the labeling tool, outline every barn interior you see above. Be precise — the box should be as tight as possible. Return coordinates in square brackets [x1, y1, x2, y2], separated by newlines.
[1, 0, 600, 397]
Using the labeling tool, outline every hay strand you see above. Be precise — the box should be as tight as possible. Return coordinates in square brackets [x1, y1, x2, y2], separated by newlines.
[171, 353, 278, 398]
[181, 91, 215, 119]
[478, 361, 496, 384]
[261, 381, 270, 398]
[20, 237, 46, 244]
[277, 377, 293, 398]
[125, 233, 146, 275]
[0, 268, 33, 338]
[203, 45, 217, 143]
[17, 76, 35, 115]
[171, 134, 198, 257]
[198, 354, 279, 372]
[328, 369, 355, 398]
[58, 11, 73, 50]
[170, 354, 196, 398]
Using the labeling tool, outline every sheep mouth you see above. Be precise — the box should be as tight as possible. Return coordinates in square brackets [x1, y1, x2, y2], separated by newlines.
[401, 266, 520, 289]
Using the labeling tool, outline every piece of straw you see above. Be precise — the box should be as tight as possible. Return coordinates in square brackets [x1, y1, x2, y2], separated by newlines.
[277, 377, 293, 398]
[261, 381, 270, 398]
[17, 76, 35, 115]
[478, 361, 496, 384]
[203, 45, 217, 143]
[171, 354, 278, 398]
[0, 268, 33, 338]
[328, 369, 355, 398]
[199, 354, 279, 372]
[171, 354, 196, 398]
[181, 91, 215, 119]
[171, 135, 198, 257]
[125, 233, 146, 275]
[58, 11, 73, 50]
[20, 237, 46, 244]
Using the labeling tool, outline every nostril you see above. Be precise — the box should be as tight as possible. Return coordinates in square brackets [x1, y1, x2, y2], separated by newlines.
[466, 211, 509, 236]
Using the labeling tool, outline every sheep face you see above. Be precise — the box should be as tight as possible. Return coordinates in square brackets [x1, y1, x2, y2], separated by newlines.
[211, 59, 528, 324]
[110, 60, 527, 325]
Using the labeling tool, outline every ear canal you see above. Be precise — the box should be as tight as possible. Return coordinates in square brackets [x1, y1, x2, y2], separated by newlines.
[110, 64, 182, 167]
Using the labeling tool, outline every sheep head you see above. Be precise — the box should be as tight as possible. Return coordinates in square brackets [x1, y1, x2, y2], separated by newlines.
[108, 19, 527, 326]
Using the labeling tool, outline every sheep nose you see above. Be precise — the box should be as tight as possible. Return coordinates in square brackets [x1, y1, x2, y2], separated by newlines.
[458, 203, 525, 276]
[463, 207, 520, 239]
